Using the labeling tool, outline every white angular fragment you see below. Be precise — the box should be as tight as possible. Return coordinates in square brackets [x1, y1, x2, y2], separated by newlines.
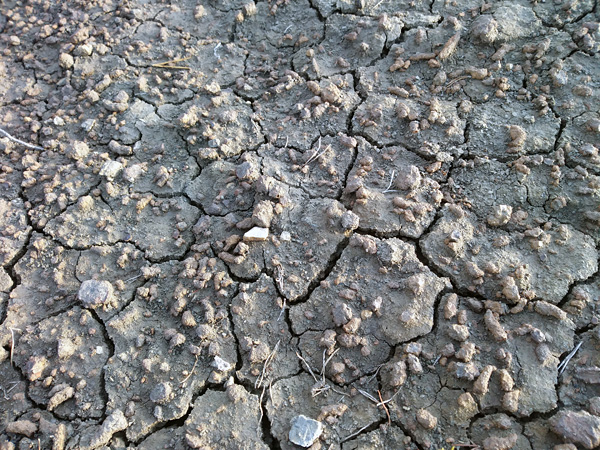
[243, 227, 269, 242]
[211, 356, 232, 372]
[289, 415, 323, 448]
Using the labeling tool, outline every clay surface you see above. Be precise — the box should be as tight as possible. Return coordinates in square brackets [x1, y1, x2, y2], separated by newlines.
[0, 0, 599, 449]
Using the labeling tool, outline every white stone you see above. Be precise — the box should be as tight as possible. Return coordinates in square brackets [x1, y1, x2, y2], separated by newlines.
[289, 415, 323, 448]
[211, 356, 232, 372]
[243, 227, 269, 242]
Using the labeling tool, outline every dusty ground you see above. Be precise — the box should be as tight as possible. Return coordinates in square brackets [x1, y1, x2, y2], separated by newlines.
[0, 0, 599, 449]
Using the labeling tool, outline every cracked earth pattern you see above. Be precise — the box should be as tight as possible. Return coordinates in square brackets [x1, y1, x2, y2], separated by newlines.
[0, 0, 599, 449]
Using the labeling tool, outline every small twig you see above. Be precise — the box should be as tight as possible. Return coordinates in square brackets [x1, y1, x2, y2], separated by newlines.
[342, 423, 372, 442]
[277, 298, 287, 322]
[365, 364, 383, 384]
[0, 127, 43, 150]
[376, 389, 400, 407]
[1, 381, 19, 400]
[296, 351, 319, 383]
[321, 348, 339, 380]
[358, 388, 379, 404]
[255, 340, 280, 389]
[151, 56, 192, 70]
[378, 390, 391, 425]
[180, 355, 199, 385]
[283, 25, 293, 34]
[558, 341, 583, 375]
[382, 170, 398, 193]
[257, 385, 266, 433]
[444, 75, 471, 91]
[214, 42, 222, 58]
[125, 274, 143, 283]
[303, 137, 329, 167]
[9, 328, 21, 367]
[358, 387, 399, 411]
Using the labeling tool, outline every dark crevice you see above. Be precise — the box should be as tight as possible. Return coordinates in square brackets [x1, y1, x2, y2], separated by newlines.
[5, 353, 68, 426]
[87, 307, 115, 418]
[2, 231, 32, 320]
[226, 284, 244, 373]
[336, 141, 359, 204]
[283, 235, 350, 306]
[261, 403, 283, 450]
[556, 252, 600, 309]
[132, 380, 231, 445]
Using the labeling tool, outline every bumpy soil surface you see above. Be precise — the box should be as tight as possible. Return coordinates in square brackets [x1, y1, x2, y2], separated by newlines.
[0, 0, 599, 449]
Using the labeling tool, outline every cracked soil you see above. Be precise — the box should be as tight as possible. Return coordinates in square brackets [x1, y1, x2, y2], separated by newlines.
[1, 0, 600, 449]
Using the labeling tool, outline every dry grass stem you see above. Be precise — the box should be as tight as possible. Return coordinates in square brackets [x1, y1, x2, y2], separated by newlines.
[558, 341, 583, 375]
[0, 127, 43, 150]
[255, 340, 280, 389]
[179, 355, 199, 385]
[382, 170, 398, 193]
[151, 56, 192, 70]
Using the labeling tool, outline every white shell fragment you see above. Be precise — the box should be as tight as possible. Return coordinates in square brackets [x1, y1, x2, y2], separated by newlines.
[243, 226, 269, 242]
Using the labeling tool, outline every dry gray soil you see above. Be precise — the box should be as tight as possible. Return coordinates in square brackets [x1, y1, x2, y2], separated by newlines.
[0, 0, 599, 449]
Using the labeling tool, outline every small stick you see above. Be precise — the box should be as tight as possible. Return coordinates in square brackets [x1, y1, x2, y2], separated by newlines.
[283, 25, 293, 34]
[378, 390, 391, 425]
[1, 381, 19, 400]
[151, 56, 192, 70]
[255, 340, 280, 389]
[296, 351, 319, 383]
[358, 388, 379, 404]
[321, 348, 339, 380]
[365, 364, 383, 384]
[214, 42, 222, 58]
[358, 387, 399, 408]
[277, 298, 286, 322]
[342, 423, 372, 442]
[9, 328, 21, 367]
[376, 389, 400, 407]
[382, 170, 398, 193]
[558, 341, 583, 375]
[180, 355, 199, 385]
[0, 127, 43, 150]
[444, 75, 471, 91]
[305, 145, 330, 167]
[303, 137, 327, 167]
[257, 385, 266, 433]
[125, 274, 143, 283]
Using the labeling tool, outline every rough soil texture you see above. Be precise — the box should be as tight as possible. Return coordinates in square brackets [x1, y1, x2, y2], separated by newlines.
[0, 0, 599, 449]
